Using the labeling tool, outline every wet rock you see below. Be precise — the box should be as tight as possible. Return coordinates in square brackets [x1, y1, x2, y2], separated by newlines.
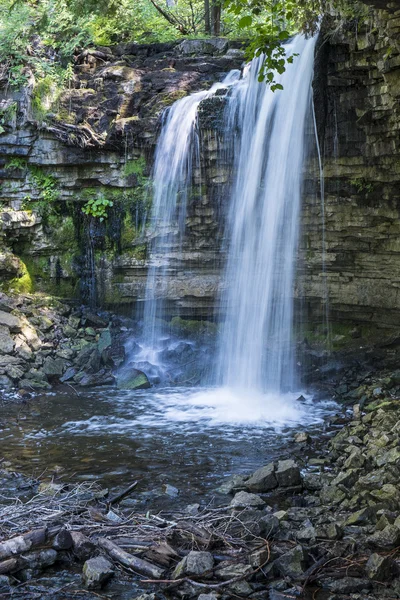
[173, 551, 214, 579]
[43, 357, 67, 378]
[260, 514, 280, 536]
[302, 473, 323, 491]
[273, 545, 307, 579]
[176, 38, 229, 56]
[82, 556, 114, 589]
[117, 368, 151, 390]
[0, 326, 14, 353]
[38, 482, 64, 496]
[83, 313, 108, 328]
[276, 460, 301, 487]
[294, 432, 311, 444]
[0, 375, 14, 390]
[53, 529, 73, 551]
[215, 562, 252, 579]
[245, 462, 277, 492]
[320, 485, 346, 505]
[230, 491, 265, 508]
[60, 366, 77, 382]
[0, 310, 20, 332]
[77, 369, 115, 387]
[98, 329, 112, 354]
[368, 525, 400, 549]
[162, 484, 179, 497]
[365, 552, 396, 581]
[345, 507, 375, 526]
[217, 474, 246, 494]
[21, 548, 57, 570]
[198, 594, 219, 600]
[320, 577, 371, 593]
[0, 575, 10, 591]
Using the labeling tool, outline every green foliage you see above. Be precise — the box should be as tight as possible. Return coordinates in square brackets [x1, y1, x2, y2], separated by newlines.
[5, 157, 27, 171]
[82, 193, 113, 221]
[30, 167, 59, 204]
[0, 102, 17, 134]
[350, 178, 375, 194]
[124, 156, 147, 179]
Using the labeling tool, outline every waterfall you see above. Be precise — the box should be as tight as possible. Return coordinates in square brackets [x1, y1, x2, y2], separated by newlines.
[140, 73, 240, 357]
[216, 35, 317, 393]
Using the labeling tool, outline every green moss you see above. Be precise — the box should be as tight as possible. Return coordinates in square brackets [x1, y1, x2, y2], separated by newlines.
[170, 317, 218, 337]
[6, 261, 33, 293]
[124, 156, 147, 178]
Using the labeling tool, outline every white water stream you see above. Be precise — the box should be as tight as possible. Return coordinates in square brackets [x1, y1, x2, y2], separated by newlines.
[134, 35, 321, 425]
[216, 35, 317, 394]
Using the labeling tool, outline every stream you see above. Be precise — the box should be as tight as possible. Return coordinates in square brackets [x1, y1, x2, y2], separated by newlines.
[0, 387, 336, 509]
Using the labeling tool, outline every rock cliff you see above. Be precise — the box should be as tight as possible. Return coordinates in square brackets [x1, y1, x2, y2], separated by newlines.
[0, 12, 399, 344]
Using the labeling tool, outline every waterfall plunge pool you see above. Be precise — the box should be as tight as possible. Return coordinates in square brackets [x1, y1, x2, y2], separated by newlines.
[0, 387, 337, 508]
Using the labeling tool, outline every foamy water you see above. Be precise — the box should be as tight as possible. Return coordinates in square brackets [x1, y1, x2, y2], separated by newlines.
[57, 387, 335, 437]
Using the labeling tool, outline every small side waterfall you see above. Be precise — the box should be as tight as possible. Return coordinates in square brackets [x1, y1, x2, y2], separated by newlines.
[140, 73, 239, 358]
[215, 35, 317, 394]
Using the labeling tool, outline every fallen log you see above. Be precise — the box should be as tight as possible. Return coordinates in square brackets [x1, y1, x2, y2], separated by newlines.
[97, 537, 165, 579]
[108, 481, 138, 506]
[0, 527, 47, 560]
[0, 558, 18, 574]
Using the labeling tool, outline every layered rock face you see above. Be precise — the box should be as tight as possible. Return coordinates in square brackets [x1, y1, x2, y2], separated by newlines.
[302, 5, 400, 333]
[0, 39, 243, 312]
[0, 15, 399, 336]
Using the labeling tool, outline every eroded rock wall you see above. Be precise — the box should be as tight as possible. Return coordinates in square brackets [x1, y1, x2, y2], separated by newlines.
[301, 6, 400, 335]
[0, 17, 399, 337]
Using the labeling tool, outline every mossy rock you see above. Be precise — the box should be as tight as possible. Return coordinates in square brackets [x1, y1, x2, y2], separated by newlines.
[117, 368, 150, 390]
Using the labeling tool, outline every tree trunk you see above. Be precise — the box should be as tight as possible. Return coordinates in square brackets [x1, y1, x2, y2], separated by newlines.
[211, 0, 221, 36]
[204, 0, 211, 34]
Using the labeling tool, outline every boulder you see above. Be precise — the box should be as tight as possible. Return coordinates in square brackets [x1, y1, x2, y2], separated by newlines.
[0, 375, 13, 390]
[43, 357, 67, 378]
[365, 553, 396, 581]
[230, 491, 265, 508]
[82, 556, 114, 589]
[175, 38, 229, 56]
[77, 370, 115, 387]
[215, 563, 252, 579]
[98, 329, 112, 354]
[217, 474, 246, 494]
[117, 368, 150, 390]
[276, 459, 301, 487]
[245, 462, 277, 492]
[20, 323, 41, 350]
[368, 525, 400, 549]
[0, 310, 20, 332]
[53, 529, 73, 551]
[0, 325, 14, 354]
[173, 551, 214, 579]
[273, 545, 307, 579]
[320, 577, 371, 593]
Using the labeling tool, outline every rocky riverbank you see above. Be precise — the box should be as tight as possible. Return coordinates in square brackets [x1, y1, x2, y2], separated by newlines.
[1, 378, 400, 598]
[0, 290, 152, 395]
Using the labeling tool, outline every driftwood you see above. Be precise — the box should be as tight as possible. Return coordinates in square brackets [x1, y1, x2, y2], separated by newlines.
[97, 537, 165, 579]
[0, 527, 47, 560]
[108, 481, 138, 506]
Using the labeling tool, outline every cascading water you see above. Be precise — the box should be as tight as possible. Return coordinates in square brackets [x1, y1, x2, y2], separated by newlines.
[135, 72, 240, 367]
[215, 34, 317, 395]
[128, 34, 329, 425]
